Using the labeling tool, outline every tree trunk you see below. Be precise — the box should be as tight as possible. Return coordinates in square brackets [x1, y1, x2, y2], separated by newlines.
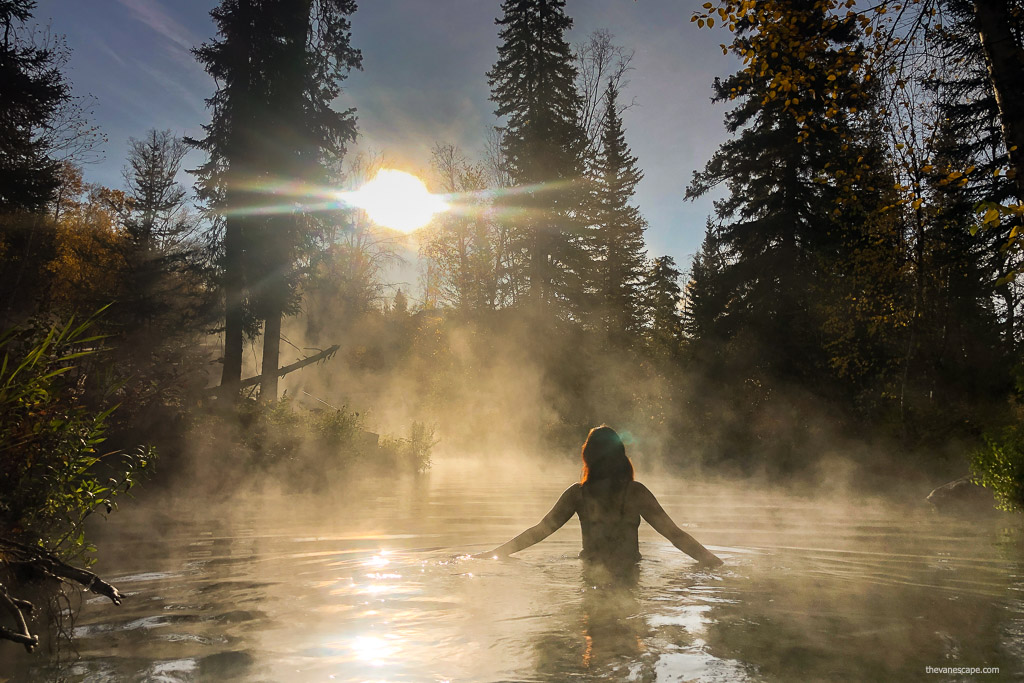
[218, 0, 253, 397]
[220, 213, 244, 395]
[531, 225, 544, 307]
[974, 0, 1024, 201]
[254, 0, 312, 404]
[259, 307, 281, 403]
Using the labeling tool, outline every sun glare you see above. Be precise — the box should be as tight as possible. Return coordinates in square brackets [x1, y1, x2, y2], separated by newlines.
[346, 169, 448, 232]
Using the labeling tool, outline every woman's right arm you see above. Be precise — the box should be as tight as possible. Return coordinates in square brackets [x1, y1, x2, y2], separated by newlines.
[635, 482, 723, 566]
[475, 484, 579, 558]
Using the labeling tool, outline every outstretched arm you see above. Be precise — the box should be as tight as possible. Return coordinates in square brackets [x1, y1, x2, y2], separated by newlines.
[635, 483, 723, 566]
[478, 484, 579, 558]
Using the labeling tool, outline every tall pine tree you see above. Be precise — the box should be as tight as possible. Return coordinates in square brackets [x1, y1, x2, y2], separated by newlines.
[683, 0, 927, 468]
[685, 0, 882, 391]
[487, 0, 587, 314]
[587, 82, 647, 343]
[190, 0, 361, 400]
[683, 223, 728, 352]
[927, 0, 1019, 344]
[644, 255, 685, 357]
[119, 129, 201, 332]
[190, 0, 260, 395]
[0, 0, 70, 212]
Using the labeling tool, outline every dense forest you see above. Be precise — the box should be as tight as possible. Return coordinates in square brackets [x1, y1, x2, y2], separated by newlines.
[1, 0, 1023, 655]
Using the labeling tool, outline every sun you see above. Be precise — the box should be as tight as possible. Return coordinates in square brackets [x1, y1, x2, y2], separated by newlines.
[346, 169, 448, 232]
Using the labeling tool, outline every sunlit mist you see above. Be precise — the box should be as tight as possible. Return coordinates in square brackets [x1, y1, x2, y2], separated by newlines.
[344, 169, 448, 232]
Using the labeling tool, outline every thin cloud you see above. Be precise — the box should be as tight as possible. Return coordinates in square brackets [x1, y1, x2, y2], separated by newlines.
[86, 30, 127, 67]
[115, 0, 195, 55]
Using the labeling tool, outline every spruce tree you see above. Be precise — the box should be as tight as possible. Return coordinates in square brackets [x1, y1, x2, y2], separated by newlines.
[588, 82, 647, 343]
[119, 129, 199, 330]
[189, 0, 260, 395]
[391, 288, 408, 316]
[123, 131, 191, 249]
[889, 0, 1014, 418]
[487, 0, 587, 313]
[0, 0, 70, 212]
[928, 0, 1019, 343]
[682, 223, 728, 349]
[685, 0, 880, 388]
[644, 256, 685, 356]
[190, 0, 361, 401]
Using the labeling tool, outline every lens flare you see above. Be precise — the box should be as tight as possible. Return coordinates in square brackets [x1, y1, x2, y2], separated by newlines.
[344, 169, 448, 232]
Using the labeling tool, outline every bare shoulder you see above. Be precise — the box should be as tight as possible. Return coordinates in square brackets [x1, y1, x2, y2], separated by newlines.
[629, 481, 655, 498]
[552, 483, 581, 513]
[629, 481, 660, 509]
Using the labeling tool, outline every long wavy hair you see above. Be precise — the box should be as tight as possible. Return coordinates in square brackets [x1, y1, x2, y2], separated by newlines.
[580, 426, 634, 489]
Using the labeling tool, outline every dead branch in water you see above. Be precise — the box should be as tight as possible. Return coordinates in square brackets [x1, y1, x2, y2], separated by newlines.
[0, 537, 123, 652]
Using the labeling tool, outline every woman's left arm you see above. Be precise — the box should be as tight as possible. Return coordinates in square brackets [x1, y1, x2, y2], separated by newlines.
[636, 483, 723, 566]
[477, 484, 579, 558]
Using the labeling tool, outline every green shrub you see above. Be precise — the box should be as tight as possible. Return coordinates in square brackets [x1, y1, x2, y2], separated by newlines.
[971, 426, 1024, 512]
[189, 399, 435, 489]
[0, 311, 151, 557]
[379, 421, 437, 473]
[309, 404, 362, 449]
[236, 396, 364, 468]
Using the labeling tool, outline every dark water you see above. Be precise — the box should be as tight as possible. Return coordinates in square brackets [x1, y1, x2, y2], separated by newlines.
[3, 458, 1022, 682]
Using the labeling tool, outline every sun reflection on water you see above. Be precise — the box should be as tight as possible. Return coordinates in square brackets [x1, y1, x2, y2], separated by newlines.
[349, 634, 400, 665]
[363, 551, 391, 568]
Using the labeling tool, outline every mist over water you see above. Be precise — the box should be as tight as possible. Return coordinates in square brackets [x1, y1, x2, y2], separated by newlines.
[5, 453, 1021, 682]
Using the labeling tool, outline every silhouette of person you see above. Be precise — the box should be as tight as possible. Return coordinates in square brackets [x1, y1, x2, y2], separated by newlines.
[476, 426, 723, 570]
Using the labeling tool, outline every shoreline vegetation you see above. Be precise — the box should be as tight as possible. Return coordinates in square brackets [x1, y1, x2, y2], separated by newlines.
[2, 0, 1023, 663]
[0, 310, 434, 653]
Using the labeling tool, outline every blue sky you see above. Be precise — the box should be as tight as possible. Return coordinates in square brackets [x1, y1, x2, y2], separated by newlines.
[33, 0, 736, 275]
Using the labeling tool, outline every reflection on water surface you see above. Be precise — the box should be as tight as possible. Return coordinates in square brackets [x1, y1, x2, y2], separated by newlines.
[3, 457, 1022, 681]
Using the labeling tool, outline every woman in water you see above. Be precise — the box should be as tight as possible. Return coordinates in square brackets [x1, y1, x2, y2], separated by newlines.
[477, 426, 723, 568]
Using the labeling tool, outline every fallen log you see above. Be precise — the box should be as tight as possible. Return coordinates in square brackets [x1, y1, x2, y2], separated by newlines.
[926, 475, 996, 515]
[206, 344, 340, 396]
[0, 537, 123, 652]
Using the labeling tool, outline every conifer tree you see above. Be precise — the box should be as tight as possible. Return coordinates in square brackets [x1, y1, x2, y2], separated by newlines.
[927, 0, 1019, 343]
[189, 0, 260, 395]
[682, 223, 728, 349]
[191, 0, 361, 400]
[588, 82, 647, 343]
[644, 256, 685, 356]
[886, 0, 1014, 415]
[391, 288, 408, 317]
[119, 129, 200, 331]
[123, 130, 192, 251]
[487, 0, 587, 313]
[685, 0, 881, 388]
[0, 0, 70, 212]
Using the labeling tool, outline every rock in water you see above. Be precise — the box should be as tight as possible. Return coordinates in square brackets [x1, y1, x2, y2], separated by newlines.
[926, 475, 995, 514]
[198, 650, 255, 679]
